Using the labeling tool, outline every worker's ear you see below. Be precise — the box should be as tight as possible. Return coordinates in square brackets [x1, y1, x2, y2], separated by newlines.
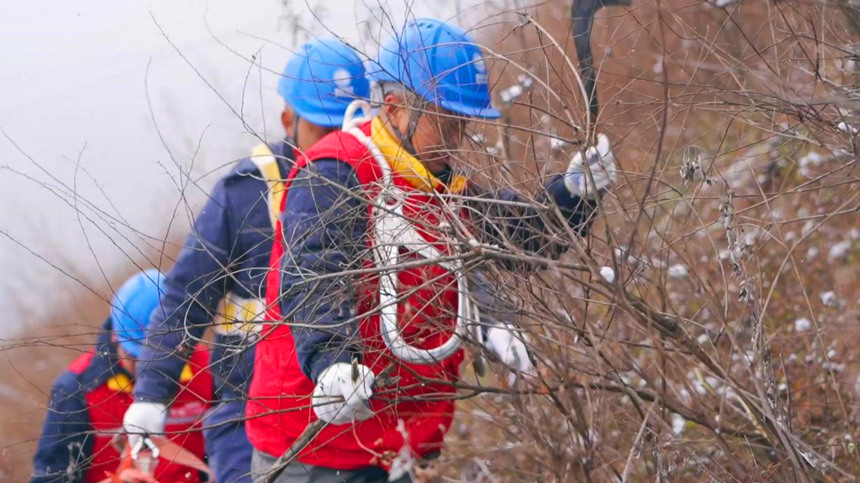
[281, 105, 296, 142]
[383, 92, 409, 138]
[115, 343, 137, 375]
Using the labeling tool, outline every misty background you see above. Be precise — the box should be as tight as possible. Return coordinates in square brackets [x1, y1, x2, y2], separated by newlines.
[0, 0, 494, 335]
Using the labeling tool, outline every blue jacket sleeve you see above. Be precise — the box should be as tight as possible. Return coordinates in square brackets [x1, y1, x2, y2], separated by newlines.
[468, 174, 596, 260]
[279, 160, 367, 382]
[134, 179, 235, 403]
[31, 372, 92, 483]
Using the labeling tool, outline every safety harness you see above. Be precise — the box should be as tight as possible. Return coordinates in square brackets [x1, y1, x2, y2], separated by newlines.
[339, 100, 482, 364]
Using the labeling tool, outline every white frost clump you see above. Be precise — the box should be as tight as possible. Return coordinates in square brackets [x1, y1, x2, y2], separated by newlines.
[652, 55, 664, 75]
[820, 291, 838, 307]
[799, 151, 825, 178]
[668, 264, 688, 279]
[387, 420, 414, 480]
[499, 74, 533, 104]
[470, 133, 501, 156]
[838, 122, 858, 134]
[549, 136, 567, 152]
[600, 266, 616, 283]
[499, 84, 524, 104]
[471, 409, 493, 421]
[828, 240, 852, 261]
[671, 413, 686, 435]
[795, 318, 812, 333]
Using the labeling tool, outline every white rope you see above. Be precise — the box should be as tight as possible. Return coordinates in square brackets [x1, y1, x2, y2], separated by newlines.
[338, 100, 472, 364]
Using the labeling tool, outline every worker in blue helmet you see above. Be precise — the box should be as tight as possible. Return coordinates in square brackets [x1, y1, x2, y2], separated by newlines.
[248, 18, 616, 482]
[277, 37, 371, 150]
[32, 270, 214, 483]
[122, 38, 370, 483]
[112, 269, 166, 358]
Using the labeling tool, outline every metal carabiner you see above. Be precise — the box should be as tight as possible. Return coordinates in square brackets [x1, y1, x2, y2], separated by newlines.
[372, 196, 475, 365]
[127, 434, 160, 476]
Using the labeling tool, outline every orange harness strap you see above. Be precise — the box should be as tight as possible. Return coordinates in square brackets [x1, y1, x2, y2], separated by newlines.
[98, 435, 214, 483]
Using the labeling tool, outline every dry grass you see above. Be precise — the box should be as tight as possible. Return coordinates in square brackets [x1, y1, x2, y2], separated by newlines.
[427, 0, 860, 480]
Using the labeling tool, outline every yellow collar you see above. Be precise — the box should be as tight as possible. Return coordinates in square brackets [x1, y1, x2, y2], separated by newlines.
[106, 373, 133, 393]
[105, 363, 193, 393]
[370, 117, 467, 194]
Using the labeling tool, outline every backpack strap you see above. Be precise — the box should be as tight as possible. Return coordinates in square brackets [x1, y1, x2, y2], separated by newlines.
[250, 143, 286, 230]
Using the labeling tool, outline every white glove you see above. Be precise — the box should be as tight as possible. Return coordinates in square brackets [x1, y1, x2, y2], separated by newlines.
[312, 362, 375, 425]
[122, 401, 167, 456]
[564, 133, 617, 199]
[485, 324, 535, 385]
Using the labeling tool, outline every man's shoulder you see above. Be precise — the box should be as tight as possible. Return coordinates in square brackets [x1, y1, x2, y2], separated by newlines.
[222, 159, 269, 188]
[229, 158, 263, 177]
[289, 159, 363, 194]
[304, 130, 369, 166]
[224, 142, 294, 184]
[69, 349, 118, 394]
[211, 158, 273, 212]
[50, 364, 88, 402]
[66, 351, 95, 375]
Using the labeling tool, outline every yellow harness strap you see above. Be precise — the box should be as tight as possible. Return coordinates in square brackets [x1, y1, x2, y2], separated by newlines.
[250, 143, 286, 230]
[179, 364, 194, 383]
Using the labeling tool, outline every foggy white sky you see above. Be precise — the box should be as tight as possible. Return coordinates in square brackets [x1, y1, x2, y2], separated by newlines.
[0, 0, 490, 333]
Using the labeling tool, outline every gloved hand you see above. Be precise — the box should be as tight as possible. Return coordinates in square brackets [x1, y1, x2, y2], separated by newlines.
[485, 324, 535, 385]
[122, 401, 167, 456]
[564, 133, 617, 199]
[312, 362, 375, 425]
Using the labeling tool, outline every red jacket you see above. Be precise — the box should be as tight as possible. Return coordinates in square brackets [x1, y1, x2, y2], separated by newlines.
[31, 319, 212, 483]
[246, 121, 463, 469]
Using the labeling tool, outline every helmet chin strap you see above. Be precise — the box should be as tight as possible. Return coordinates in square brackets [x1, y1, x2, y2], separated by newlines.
[292, 113, 301, 151]
[389, 108, 422, 159]
[386, 91, 430, 160]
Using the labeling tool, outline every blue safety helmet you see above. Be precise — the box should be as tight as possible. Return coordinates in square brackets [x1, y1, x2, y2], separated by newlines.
[110, 269, 165, 358]
[278, 38, 370, 128]
[369, 18, 501, 119]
